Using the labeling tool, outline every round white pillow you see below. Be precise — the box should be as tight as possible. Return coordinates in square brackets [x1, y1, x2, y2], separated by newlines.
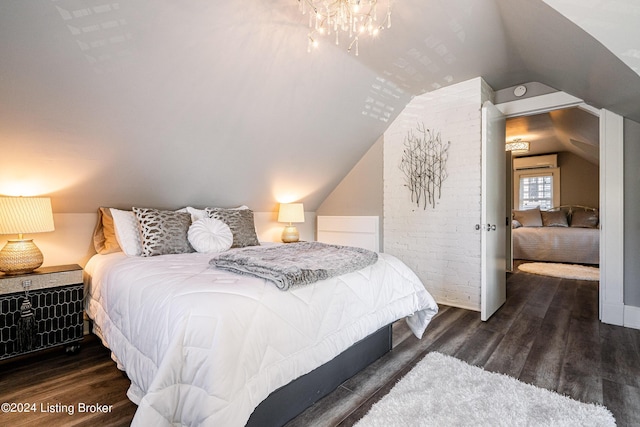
[188, 218, 233, 253]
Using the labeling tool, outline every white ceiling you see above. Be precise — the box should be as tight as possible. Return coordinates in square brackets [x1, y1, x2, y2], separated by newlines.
[0, 0, 637, 213]
[543, 0, 640, 76]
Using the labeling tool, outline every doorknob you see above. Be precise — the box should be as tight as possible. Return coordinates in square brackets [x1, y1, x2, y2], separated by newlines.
[475, 224, 497, 231]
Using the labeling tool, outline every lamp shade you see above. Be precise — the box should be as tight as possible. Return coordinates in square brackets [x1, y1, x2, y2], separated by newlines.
[278, 203, 305, 224]
[0, 197, 55, 235]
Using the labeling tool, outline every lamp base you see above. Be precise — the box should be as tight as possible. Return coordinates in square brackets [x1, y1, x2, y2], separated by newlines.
[281, 225, 300, 243]
[0, 239, 44, 275]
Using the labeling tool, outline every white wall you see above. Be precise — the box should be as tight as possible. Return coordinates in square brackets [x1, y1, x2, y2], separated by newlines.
[316, 136, 384, 248]
[384, 77, 490, 311]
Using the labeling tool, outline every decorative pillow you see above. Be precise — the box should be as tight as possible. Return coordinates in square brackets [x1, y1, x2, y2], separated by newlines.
[541, 210, 568, 227]
[93, 207, 122, 254]
[570, 209, 599, 228]
[513, 207, 542, 227]
[184, 207, 208, 223]
[188, 218, 234, 253]
[182, 205, 249, 223]
[133, 207, 194, 256]
[512, 219, 522, 229]
[110, 208, 144, 256]
[206, 207, 260, 248]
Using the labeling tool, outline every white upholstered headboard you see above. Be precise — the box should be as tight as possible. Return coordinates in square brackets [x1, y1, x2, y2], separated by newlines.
[316, 216, 380, 252]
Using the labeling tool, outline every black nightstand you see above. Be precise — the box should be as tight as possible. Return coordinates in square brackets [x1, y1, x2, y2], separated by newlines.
[0, 264, 83, 360]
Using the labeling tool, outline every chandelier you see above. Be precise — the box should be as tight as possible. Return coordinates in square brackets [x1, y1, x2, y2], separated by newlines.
[505, 138, 530, 152]
[298, 0, 392, 56]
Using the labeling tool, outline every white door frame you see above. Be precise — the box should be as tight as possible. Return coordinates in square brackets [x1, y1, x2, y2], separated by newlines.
[481, 101, 507, 321]
[496, 91, 625, 327]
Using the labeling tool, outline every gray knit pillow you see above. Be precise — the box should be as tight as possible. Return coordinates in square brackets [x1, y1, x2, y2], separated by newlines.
[133, 208, 194, 256]
[205, 207, 260, 248]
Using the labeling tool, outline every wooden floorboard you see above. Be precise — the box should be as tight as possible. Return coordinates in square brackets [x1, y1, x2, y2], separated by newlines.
[1, 263, 639, 426]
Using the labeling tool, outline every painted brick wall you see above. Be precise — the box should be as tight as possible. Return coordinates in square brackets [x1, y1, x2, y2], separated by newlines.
[384, 77, 492, 311]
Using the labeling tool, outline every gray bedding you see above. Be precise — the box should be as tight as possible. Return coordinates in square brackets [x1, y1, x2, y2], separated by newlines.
[513, 227, 599, 265]
[211, 241, 378, 290]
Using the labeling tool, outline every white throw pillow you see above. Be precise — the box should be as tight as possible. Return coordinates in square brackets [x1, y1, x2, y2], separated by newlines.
[110, 208, 143, 256]
[184, 207, 207, 223]
[188, 218, 234, 253]
[184, 206, 248, 223]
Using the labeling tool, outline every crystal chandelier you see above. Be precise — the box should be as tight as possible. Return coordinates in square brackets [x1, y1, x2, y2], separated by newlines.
[505, 138, 530, 152]
[298, 0, 392, 56]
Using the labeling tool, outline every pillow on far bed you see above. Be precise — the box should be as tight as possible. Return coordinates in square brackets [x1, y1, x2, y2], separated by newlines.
[570, 209, 599, 228]
[206, 207, 260, 248]
[133, 207, 194, 256]
[541, 210, 568, 227]
[188, 218, 234, 253]
[513, 207, 542, 227]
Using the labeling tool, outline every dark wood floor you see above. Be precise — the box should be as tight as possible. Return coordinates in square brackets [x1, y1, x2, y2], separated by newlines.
[2, 264, 639, 426]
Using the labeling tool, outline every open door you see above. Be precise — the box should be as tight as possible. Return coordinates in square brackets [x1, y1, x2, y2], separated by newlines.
[481, 101, 507, 321]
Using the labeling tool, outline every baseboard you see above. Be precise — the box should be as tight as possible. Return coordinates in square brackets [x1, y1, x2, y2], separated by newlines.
[436, 298, 479, 312]
[601, 301, 624, 326]
[624, 305, 640, 330]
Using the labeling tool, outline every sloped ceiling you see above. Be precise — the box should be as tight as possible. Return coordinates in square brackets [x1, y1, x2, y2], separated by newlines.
[1, 0, 638, 213]
[506, 107, 600, 164]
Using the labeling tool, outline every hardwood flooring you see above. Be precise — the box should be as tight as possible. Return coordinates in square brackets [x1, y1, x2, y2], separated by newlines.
[1, 264, 639, 426]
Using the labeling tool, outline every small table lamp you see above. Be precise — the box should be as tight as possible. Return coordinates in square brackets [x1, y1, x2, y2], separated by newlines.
[278, 203, 305, 243]
[0, 197, 55, 275]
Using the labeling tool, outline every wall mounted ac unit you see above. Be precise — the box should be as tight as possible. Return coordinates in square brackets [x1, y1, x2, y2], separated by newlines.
[513, 154, 557, 170]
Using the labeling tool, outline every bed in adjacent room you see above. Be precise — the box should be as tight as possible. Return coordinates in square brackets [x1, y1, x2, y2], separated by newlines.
[512, 205, 600, 265]
[84, 206, 439, 426]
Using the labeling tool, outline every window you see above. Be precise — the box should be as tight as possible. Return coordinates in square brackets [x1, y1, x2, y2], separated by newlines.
[514, 168, 560, 210]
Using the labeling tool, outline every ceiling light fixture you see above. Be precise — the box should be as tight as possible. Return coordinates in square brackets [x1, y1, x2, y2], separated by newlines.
[505, 138, 530, 153]
[298, 0, 391, 56]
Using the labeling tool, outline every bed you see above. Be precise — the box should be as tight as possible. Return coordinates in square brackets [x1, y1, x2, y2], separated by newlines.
[85, 206, 439, 426]
[512, 205, 599, 265]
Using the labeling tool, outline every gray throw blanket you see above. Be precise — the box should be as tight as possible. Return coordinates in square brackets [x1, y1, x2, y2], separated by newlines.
[210, 241, 378, 291]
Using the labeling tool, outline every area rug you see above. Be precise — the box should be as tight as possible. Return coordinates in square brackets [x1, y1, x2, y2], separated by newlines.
[518, 262, 599, 281]
[354, 352, 615, 427]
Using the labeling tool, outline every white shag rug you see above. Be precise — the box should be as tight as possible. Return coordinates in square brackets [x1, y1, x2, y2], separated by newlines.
[355, 352, 615, 427]
[518, 262, 600, 281]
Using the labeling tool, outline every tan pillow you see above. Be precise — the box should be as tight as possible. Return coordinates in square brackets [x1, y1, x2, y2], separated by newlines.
[513, 207, 542, 227]
[93, 207, 122, 254]
[541, 210, 568, 227]
[571, 209, 599, 228]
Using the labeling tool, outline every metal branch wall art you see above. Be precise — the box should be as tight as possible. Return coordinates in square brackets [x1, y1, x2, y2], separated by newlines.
[399, 123, 450, 209]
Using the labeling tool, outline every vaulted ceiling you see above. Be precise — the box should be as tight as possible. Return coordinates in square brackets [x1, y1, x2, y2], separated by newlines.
[0, 0, 638, 213]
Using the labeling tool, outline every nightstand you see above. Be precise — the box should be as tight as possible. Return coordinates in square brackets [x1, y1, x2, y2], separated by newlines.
[0, 264, 83, 360]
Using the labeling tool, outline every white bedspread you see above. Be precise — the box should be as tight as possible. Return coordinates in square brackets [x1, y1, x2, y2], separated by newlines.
[84, 250, 438, 426]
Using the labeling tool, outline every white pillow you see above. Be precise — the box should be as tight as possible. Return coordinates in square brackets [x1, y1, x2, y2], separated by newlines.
[183, 206, 248, 223]
[188, 218, 233, 253]
[110, 208, 143, 256]
[184, 206, 207, 223]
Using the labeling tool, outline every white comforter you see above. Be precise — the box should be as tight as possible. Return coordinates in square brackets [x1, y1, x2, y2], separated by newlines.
[84, 250, 438, 426]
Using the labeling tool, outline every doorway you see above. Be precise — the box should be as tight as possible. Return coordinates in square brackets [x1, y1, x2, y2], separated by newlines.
[494, 92, 624, 326]
[506, 107, 600, 270]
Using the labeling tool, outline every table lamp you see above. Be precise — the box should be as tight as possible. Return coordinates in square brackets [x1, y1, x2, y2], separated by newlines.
[0, 197, 55, 275]
[278, 203, 304, 243]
